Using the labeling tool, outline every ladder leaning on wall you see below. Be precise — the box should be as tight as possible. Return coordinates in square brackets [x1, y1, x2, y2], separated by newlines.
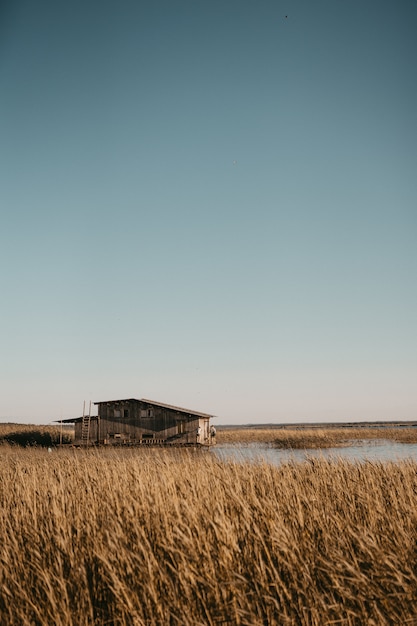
[81, 401, 92, 447]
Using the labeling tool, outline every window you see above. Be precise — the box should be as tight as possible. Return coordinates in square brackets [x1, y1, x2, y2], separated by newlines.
[114, 409, 121, 418]
[124, 409, 129, 418]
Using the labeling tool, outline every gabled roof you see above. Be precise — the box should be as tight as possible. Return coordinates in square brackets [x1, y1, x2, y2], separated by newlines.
[94, 397, 215, 419]
[141, 398, 214, 419]
[57, 398, 215, 423]
[94, 398, 139, 405]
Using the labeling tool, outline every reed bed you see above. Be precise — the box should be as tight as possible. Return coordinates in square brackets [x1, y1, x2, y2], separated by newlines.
[1, 446, 417, 625]
[218, 427, 417, 448]
[0, 423, 74, 446]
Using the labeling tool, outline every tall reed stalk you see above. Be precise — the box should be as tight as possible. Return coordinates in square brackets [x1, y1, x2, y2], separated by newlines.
[1, 446, 416, 625]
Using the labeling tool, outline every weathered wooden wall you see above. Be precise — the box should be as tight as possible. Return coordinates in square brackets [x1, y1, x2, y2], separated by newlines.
[74, 399, 211, 445]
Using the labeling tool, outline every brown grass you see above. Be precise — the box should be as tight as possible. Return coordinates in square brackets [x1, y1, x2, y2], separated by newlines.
[218, 427, 417, 448]
[1, 446, 417, 625]
[0, 423, 74, 445]
[0, 423, 63, 436]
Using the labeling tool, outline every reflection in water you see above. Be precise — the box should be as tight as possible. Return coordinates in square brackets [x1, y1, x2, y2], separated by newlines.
[211, 440, 417, 465]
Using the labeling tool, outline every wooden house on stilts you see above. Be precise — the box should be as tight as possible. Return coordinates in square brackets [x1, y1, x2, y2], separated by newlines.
[62, 398, 215, 447]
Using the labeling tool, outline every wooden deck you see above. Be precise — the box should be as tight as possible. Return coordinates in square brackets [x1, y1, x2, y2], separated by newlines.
[69, 440, 213, 449]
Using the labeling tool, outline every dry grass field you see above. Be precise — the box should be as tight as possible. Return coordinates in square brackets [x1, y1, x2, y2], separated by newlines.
[0, 423, 74, 446]
[1, 445, 417, 625]
[218, 426, 417, 448]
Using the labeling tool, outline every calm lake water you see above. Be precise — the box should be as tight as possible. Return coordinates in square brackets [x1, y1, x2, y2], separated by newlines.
[211, 440, 417, 464]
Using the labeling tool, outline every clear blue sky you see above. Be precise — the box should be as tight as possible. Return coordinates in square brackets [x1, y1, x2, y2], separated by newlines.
[1, 0, 416, 424]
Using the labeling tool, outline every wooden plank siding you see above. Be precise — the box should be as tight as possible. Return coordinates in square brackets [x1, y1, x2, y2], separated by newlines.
[72, 398, 214, 446]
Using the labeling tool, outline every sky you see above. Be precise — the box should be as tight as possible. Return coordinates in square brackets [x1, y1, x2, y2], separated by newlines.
[1, 0, 416, 425]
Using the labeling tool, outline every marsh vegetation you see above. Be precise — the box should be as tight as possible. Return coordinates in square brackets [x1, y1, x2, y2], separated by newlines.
[218, 426, 417, 448]
[1, 445, 416, 625]
[0, 423, 74, 447]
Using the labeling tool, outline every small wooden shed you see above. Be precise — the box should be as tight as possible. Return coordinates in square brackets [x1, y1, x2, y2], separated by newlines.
[66, 398, 215, 447]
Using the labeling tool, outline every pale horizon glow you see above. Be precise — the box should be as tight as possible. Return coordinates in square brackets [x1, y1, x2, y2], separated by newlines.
[1, 0, 416, 425]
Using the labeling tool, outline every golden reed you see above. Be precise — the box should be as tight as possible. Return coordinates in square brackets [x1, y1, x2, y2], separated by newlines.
[0, 446, 416, 625]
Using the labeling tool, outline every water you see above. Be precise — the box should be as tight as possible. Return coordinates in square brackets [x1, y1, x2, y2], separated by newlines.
[211, 440, 417, 465]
